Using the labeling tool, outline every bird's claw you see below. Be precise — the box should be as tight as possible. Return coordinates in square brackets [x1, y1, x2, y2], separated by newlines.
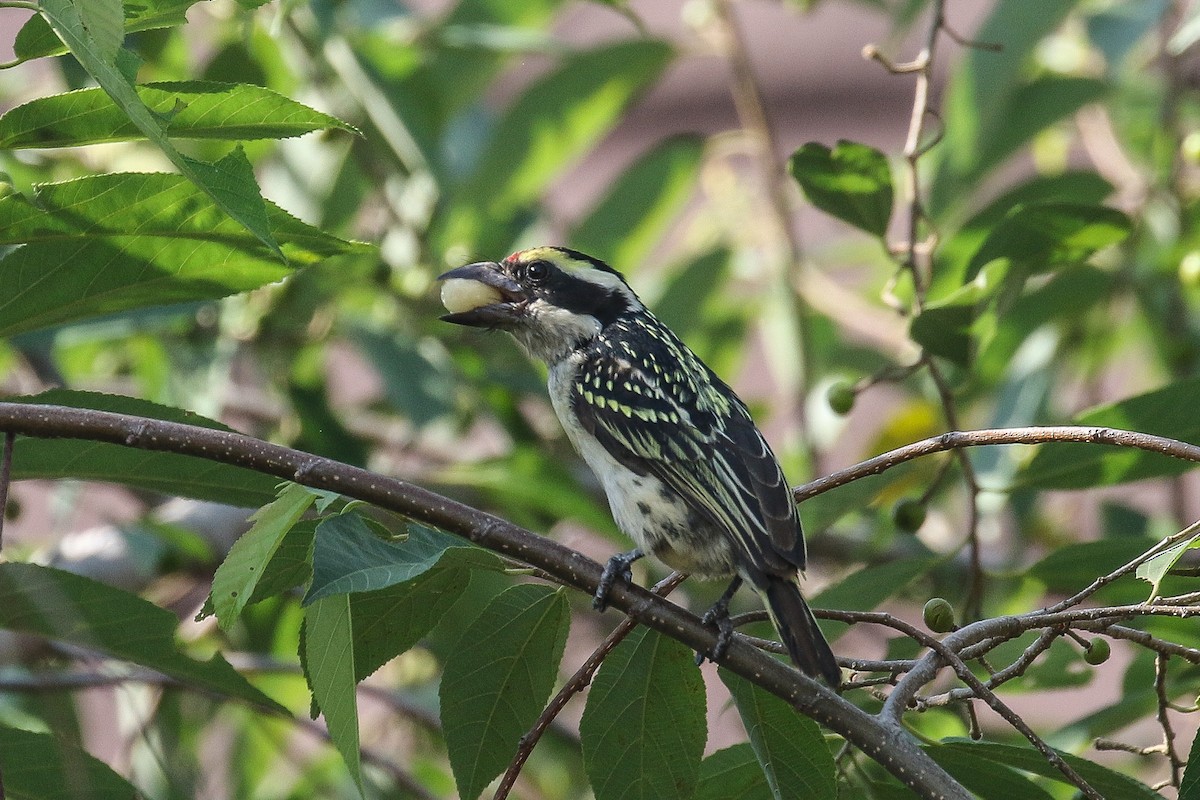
[593, 549, 642, 611]
[695, 596, 736, 666]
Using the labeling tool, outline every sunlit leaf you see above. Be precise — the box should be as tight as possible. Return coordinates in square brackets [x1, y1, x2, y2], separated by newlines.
[789, 140, 893, 238]
[304, 593, 363, 794]
[0, 172, 370, 338]
[211, 482, 317, 630]
[0, 82, 357, 149]
[14, 0, 203, 62]
[572, 136, 705, 268]
[438, 39, 673, 253]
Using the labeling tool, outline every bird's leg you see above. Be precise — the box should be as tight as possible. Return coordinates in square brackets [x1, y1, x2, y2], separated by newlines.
[593, 548, 644, 611]
[696, 576, 744, 665]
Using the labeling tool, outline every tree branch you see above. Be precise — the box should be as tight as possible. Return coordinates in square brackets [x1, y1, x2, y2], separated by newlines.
[794, 425, 1200, 502]
[0, 401, 968, 800]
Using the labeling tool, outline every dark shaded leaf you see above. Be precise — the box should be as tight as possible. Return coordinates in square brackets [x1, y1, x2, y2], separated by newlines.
[0, 724, 141, 800]
[0, 563, 284, 711]
[1018, 377, 1200, 488]
[10, 390, 280, 506]
[441, 584, 570, 800]
[721, 669, 836, 800]
[934, 739, 1159, 799]
[305, 514, 501, 604]
[581, 628, 707, 800]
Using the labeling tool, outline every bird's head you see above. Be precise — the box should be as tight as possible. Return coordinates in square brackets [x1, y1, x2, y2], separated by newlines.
[438, 246, 642, 363]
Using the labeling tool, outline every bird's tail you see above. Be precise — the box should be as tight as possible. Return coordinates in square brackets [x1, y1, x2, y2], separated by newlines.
[760, 575, 841, 687]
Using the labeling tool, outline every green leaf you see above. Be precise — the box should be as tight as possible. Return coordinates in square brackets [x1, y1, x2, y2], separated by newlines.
[964, 202, 1131, 283]
[0, 562, 283, 711]
[38, 0, 283, 254]
[0, 724, 142, 800]
[1028, 537, 1157, 597]
[79, 0, 124, 60]
[349, 566, 470, 682]
[696, 744, 774, 800]
[934, 739, 1159, 799]
[651, 249, 730, 339]
[812, 557, 938, 639]
[581, 627, 707, 800]
[929, 0, 1097, 215]
[925, 743, 1055, 800]
[304, 593, 363, 795]
[1180, 717, 1200, 799]
[909, 259, 1010, 365]
[934, 171, 1114, 290]
[1135, 526, 1200, 598]
[211, 482, 318, 631]
[14, 0, 203, 63]
[720, 669, 836, 800]
[0, 81, 358, 149]
[788, 140, 893, 238]
[572, 136, 705, 268]
[1018, 377, 1200, 488]
[305, 514, 501, 604]
[10, 390, 281, 506]
[0, 172, 370, 338]
[438, 39, 673, 252]
[440, 584, 571, 800]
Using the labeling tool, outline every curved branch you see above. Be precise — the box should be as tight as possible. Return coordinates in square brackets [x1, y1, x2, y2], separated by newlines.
[0, 401, 968, 800]
[794, 425, 1200, 502]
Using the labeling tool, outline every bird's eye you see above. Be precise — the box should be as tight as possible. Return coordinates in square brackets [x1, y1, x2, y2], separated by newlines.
[526, 260, 551, 284]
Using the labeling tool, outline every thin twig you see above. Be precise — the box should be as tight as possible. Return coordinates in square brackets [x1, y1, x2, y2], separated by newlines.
[0, 431, 12, 552]
[794, 426, 1200, 502]
[1043, 519, 1200, 614]
[924, 358, 985, 619]
[493, 573, 686, 800]
[1154, 653, 1185, 787]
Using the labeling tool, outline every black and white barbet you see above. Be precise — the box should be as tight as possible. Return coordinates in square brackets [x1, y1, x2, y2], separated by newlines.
[438, 246, 840, 686]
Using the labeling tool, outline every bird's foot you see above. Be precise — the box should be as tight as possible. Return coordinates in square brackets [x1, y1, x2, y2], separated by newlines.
[593, 548, 644, 611]
[695, 576, 743, 665]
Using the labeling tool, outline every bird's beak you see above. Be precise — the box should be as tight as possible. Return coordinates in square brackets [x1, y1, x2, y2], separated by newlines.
[437, 261, 528, 328]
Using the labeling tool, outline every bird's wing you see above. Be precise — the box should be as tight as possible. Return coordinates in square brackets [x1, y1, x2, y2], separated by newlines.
[571, 332, 805, 574]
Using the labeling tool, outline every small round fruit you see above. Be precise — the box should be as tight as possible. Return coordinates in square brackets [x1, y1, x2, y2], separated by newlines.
[440, 278, 502, 315]
[1083, 637, 1110, 665]
[826, 381, 856, 415]
[893, 498, 927, 533]
[923, 597, 956, 633]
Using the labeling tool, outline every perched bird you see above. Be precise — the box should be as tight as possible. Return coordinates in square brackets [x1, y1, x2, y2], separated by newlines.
[438, 246, 840, 686]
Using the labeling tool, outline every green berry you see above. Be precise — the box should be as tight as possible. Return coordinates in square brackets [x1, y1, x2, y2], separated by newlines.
[893, 498, 927, 533]
[923, 598, 956, 633]
[1083, 637, 1110, 665]
[826, 381, 856, 415]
